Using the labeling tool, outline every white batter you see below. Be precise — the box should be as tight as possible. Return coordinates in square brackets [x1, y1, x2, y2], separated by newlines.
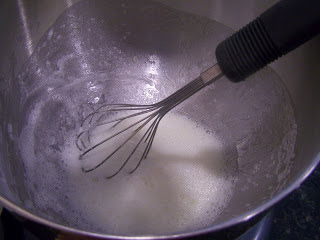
[62, 112, 235, 235]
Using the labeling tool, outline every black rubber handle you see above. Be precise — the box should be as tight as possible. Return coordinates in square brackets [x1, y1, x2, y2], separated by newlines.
[216, 0, 320, 82]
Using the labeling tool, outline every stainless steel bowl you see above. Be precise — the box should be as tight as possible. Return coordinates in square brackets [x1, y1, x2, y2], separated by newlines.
[0, 0, 319, 239]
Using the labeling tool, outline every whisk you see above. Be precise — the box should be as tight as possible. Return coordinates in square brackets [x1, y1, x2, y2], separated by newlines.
[76, 65, 222, 178]
[76, 0, 320, 178]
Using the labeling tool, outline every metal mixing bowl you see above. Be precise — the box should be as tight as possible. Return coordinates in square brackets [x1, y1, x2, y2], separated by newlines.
[0, 0, 319, 239]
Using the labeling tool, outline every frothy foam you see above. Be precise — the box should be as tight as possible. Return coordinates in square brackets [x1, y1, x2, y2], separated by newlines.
[63, 113, 235, 234]
[21, 110, 236, 235]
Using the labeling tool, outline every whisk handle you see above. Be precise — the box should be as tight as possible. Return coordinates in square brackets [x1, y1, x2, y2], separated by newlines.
[215, 0, 320, 82]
